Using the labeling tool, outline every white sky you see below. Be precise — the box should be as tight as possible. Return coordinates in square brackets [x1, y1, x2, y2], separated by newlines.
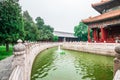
[19, 0, 100, 33]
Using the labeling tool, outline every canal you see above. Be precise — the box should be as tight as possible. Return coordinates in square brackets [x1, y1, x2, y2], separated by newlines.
[31, 47, 113, 80]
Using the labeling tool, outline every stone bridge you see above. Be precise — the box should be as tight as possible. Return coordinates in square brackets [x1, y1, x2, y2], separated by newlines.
[1, 40, 120, 80]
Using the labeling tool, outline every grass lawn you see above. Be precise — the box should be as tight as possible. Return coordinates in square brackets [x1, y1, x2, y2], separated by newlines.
[0, 45, 13, 60]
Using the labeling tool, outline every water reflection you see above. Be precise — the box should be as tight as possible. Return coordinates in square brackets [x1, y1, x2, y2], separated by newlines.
[31, 48, 57, 79]
[31, 47, 113, 80]
[73, 52, 113, 80]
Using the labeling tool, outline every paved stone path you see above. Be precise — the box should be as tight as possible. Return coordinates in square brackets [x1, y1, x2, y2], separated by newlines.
[0, 56, 13, 80]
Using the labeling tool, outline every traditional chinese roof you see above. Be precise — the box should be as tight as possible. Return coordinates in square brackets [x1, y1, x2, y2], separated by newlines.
[92, 0, 110, 7]
[53, 31, 76, 38]
[92, 0, 120, 13]
[82, 9, 120, 24]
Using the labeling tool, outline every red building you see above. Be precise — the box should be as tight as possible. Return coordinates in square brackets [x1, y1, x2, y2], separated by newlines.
[82, 0, 120, 43]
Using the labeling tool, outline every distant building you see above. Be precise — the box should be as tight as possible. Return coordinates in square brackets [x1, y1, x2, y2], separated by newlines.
[53, 31, 78, 42]
[82, 0, 120, 43]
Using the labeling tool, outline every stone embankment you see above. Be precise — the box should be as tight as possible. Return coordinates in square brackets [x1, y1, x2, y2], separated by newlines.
[63, 42, 120, 56]
[62, 42, 120, 79]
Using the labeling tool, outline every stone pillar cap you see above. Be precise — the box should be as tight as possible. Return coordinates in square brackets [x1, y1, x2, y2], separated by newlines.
[17, 39, 22, 43]
[14, 39, 26, 52]
[115, 45, 120, 54]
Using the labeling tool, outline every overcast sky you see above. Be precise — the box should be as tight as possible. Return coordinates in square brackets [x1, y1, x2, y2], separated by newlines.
[19, 0, 100, 33]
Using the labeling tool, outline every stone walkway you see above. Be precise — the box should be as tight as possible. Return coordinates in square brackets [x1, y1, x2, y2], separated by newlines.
[0, 56, 13, 80]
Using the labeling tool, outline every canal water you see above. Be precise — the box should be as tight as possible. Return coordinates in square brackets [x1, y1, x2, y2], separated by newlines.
[31, 47, 113, 80]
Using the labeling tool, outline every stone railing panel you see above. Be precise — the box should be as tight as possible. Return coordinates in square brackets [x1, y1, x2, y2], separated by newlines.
[9, 40, 60, 80]
[114, 45, 120, 80]
[9, 39, 26, 80]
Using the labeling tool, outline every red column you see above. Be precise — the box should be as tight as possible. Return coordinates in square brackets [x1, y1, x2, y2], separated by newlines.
[93, 29, 97, 42]
[104, 29, 107, 42]
[100, 27, 106, 42]
[88, 28, 91, 42]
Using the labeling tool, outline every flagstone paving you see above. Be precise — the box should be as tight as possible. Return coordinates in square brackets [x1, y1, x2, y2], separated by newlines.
[0, 56, 13, 80]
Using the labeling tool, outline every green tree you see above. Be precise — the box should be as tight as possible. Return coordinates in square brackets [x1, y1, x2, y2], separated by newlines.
[0, 0, 24, 51]
[35, 17, 54, 41]
[39, 25, 54, 41]
[23, 11, 40, 41]
[35, 17, 44, 29]
[74, 22, 92, 41]
[52, 35, 58, 42]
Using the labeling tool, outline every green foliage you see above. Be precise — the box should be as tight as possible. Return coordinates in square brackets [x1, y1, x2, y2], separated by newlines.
[52, 35, 58, 42]
[74, 22, 92, 41]
[23, 11, 54, 41]
[0, 45, 13, 60]
[74, 22, 87, 41]
[35, 17, 44, 29]
[0, 0, 24, 51]
[23, 11, 40, 41]
[23, 12, 54, 41]
[35, 17, 54, 41]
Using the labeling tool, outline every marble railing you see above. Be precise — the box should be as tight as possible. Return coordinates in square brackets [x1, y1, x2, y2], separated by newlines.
[114, 45, 120, 80]
[9, 39, 60, 80]
[9, 66, 23, 80]
[8, 40, 120, 80]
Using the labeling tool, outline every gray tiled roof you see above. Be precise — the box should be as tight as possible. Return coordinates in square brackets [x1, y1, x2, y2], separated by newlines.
[53, 31, 77, 38]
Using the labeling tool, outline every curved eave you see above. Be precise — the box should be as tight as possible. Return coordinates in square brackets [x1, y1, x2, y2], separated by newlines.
[82, 9, 120, 24]
[92, 0, 120, 14]
[92, 0, 111, 7]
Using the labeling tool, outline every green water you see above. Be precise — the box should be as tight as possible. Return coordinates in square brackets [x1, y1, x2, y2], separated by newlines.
[31, 47, 114, 80]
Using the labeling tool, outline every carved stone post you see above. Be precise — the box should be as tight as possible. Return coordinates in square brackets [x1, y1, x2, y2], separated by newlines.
[114, 45, 120, 76]
[12, 39, 26, 80]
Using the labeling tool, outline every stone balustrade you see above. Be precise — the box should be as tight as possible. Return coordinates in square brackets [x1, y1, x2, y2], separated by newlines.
[113, 45, 120, 80]
[9, 39, 60, 80]
[8, 40, 120, 80]
[9, 66, 23, 80]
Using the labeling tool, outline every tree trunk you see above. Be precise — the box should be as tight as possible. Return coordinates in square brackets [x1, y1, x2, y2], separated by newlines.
[6, 43, 9, 52]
